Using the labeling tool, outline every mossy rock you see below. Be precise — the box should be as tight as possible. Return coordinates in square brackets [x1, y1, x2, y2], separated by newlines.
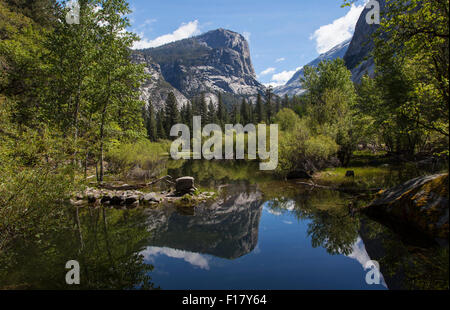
[364, 174, 449, 240]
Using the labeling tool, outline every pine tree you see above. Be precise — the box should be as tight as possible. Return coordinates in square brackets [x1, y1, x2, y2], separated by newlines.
[156, 110, 166, 140]
[275, 98, 281, 114]
[283, 94, 289, 109]
[248, 99, 254, 123]
[164, 92, 180, 137]
[216, 92, 226, 127]
[145, 101, 157, 141]
[184, 102, 193, 130]
[265, 86, 273, 123]
[191, 97, 199, 117]
[240, 98, 248, 124]
[208, 99, 217, 124]
[199, 93, 208, 121]
[231, 103, 240, 124]
[256, 93, 264, 123]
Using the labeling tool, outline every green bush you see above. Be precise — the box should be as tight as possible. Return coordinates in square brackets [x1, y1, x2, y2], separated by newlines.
[274, 108, 301, 131]
[276, 120, 339, 177]
[106, 139, 171, 173]
[0, 103, 76, 251]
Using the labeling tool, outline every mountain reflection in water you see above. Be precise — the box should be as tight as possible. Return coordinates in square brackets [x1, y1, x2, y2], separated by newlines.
[143, 186, 262, 260]
[0, 161, 447, 290]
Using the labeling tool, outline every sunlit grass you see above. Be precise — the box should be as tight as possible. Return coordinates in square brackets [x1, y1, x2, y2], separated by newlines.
[314, 166, 393, 189]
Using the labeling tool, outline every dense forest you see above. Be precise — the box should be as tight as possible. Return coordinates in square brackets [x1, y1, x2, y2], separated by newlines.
[0, 0, 448, 256]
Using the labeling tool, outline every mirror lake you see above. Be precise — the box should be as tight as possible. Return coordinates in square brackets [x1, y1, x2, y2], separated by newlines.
[0, 160, 447, 290]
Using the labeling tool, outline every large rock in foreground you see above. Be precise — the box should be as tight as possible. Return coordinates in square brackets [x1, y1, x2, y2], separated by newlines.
[175, 177, 196, 195]
[363, 174, 449, 240]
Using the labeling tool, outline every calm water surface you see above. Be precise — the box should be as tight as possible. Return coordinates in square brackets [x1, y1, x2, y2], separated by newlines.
[0, 161, 448, 290]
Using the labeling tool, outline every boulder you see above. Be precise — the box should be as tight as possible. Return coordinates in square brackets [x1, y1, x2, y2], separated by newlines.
[175, 177, 195, 195]
[127, 200, 139, 209]
[142, 193, 160, 203]
[345, 170, 355, 177]
[101, 194, 113, 204]
[125, 195, 138, 205]
[110, 195, 124, 206]
[363, 174, 449, 240]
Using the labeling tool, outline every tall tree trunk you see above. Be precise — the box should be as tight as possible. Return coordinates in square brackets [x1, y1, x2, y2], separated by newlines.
[99, 81, 110, 183]
[72, 78, 82, 168]
[84, 150, 89, 180]
[99, 107, 106, 183]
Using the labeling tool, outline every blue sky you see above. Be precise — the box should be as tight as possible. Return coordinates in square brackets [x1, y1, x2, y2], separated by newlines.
[127, 0, 366, 87]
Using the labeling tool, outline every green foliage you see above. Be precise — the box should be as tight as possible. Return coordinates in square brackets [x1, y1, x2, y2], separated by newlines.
[207, 99, 217, 124]
[0, 0, 149, 249]
[0, 98, 76, 251]
[164, 92, 181, 137]
[216, 92, 227, 126]
[274, 59, 370, 176]
[240, 98, 249, 124]
[302, 58, 360, 166]
[145, 101, 157, 141]
[265, 86, 273, 123]
[107, 139, 170, 173]
[273, 108, 301, 131]
[276, 119, 339, 177]
[360, 0, 449, 156]
[255, 93, 264, 123]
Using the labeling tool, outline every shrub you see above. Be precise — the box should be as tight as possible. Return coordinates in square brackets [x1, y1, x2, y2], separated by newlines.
[274, 108, 301, 131]
[106, 139, 170, 174]
[276, 122, 338, 177]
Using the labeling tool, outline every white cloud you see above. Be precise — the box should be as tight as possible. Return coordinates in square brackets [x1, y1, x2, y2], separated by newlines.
[264, 82, 282, 88]
[266, 67, 302, 87]
[259, 67, 276, 76]
[310, 3, 365, 54]
[133, 20, 201, 49]
[347, 237, 388, 288]
[242, 31, 251, 42]
[141, 246, 210, 270]
[275, 57, 285, 63]
[139, 18, 157, 28]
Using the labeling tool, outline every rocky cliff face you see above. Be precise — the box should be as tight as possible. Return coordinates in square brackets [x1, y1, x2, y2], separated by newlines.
[274, 39, 351, 97]
[131, 52, 188, 110]
[136, 28, 266, 106]
[343, 0, 387, 83]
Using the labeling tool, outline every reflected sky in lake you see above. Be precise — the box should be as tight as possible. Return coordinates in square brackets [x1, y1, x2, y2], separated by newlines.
[140, 192, 387, 290]
[1, 160, 446, 290]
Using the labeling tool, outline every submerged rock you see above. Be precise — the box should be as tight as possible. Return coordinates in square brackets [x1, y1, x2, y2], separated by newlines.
[363, 174, 449, 240]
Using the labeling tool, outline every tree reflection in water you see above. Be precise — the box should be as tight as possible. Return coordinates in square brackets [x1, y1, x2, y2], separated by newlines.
[0, 207, 158, 290]
[263, 183, 360, 256]
[0, 160, 447, 290]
